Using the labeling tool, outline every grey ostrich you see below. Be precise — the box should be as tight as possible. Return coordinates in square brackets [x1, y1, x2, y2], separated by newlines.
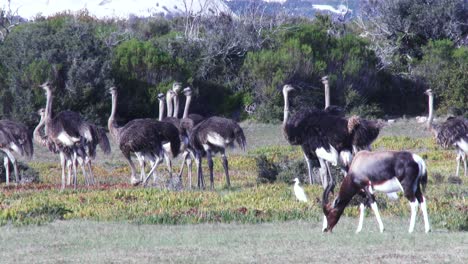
[39, 82, 98, 189]
[189, 116, 246, 190]
[158, 86, 204, 188]
[34, 108, 110, 186]
[425, 89, 468, 177]
[177, 87, 205, 188]
[0, 119, 33, 184]
[108, 87, 180, 185]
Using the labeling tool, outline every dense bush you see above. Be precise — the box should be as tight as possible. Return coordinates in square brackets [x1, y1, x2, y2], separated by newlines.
[0, 5, 466, 126]
[414, 40, 468, 114]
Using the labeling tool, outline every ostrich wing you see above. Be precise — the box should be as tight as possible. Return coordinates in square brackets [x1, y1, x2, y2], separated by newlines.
[285, 109, 350, 152]
[436, 117, 468, 148]
[119, 119, 180, 158]
[0, 120, 33, 158]
[348, 117, 382, 149]
[52, 111, 85, 140]
[190, 117, 246, 151]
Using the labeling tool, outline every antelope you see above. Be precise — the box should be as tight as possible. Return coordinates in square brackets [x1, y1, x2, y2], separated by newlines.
[322, 151, 430, 233]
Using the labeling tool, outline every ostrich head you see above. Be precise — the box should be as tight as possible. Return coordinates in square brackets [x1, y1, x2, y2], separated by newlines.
[321, 75, 329, 85]
[183, 87, 192, 97]
[37, 108, 45, 118]
[39, 81, 51, 93]
[108, 86, 117, 95]
[157, 93, 165, 101]
[282, 84, 295, 95]
[172, 82, 182, 93]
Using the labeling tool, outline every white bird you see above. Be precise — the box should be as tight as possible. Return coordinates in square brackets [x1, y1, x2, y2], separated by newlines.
[293, 178, 308, 202]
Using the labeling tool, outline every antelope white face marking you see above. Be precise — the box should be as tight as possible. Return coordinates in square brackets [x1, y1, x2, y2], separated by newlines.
[315, 145, 339, 166]
[322, 215, 328, 232]
[57, 132, 80, 146]
[206, 132, 227, 148]
[372, 177, 404, 193]
[456, 139, 468, 153]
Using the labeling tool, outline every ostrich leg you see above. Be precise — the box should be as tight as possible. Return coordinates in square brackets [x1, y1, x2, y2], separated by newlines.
[3, 156, 9, 185]
[221, 150, 230, 187]
[463, 152, 467, 177]
[144, 156, 163, 186]
[3, 149, 19, 184]
[186, 155, 193, 188]
[195, 152, 204, 189]
[85, 157, 95, 185]
[164, 152, 173, 178]
[76, 156, 87, 188]
[207, 150, 215, 190]
[59, 152, 67, 190]
[123, 154, 140, 185]
[177, 151, 190, 179]
[318, 158, 329, 189]
[303, 152, 315, 184]
[66, 158, 72, 185]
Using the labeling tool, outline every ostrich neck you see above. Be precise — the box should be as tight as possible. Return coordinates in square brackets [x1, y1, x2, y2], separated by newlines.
[182, 95, 192, 119]
[158, 99, 165, 121]
[324, 82, 330, 109]
[282, 90, 290, 127]
[108, 93, 120, 142]
[166, 92, 173, 117]
[426, 94, 434, 129]
[173, 93, 179, 118]
[33, 116, 46, 145]
[44, 90, 53, 135]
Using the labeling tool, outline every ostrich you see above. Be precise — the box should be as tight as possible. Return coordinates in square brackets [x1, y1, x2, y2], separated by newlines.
[0, 120, 33, 184]
[108, 87, 180, 185]
[282, 84, 353, 188]
[425, 89, 468, 177]
[189, 116, 246, 190]
[39, 82, 98, 189]
[321, 76, 383, 152]
[34, 108, 110, 186]
[177, 87, 205, 187]
[34, 108, 75, 184]
[159, 86, 204, 188]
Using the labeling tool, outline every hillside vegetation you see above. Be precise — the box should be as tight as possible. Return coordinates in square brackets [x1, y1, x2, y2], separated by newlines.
[0, 0, 466, 127]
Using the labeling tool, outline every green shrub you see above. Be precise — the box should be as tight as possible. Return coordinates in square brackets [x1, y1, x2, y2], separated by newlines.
[255, 154, 278, 184]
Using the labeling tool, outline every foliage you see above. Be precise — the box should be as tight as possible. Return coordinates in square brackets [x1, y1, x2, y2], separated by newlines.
[414, 39, 468, 114]
[255, 154, 279, 183]
[0, 14, 113, 125]
[359, 0, 468, 71]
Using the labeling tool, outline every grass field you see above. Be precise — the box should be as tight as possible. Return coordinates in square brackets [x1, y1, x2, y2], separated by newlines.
[0, 119, 467, 263]
[0, 219, 466, 263]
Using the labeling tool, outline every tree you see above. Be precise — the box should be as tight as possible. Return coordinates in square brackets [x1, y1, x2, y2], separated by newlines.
[357, 0, 468, 71]
[0, 14, 113, 125]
